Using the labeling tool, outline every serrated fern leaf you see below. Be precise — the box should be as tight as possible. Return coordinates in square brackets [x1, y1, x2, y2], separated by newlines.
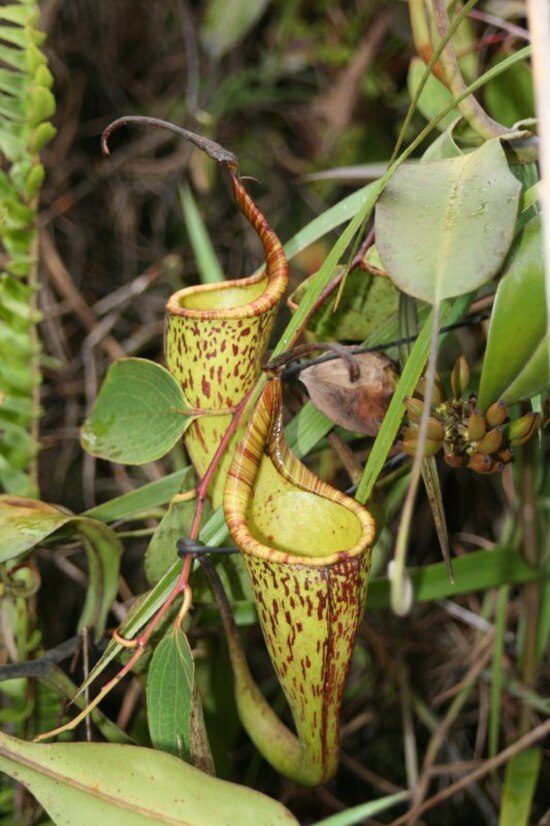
[0, 1, 56, 495]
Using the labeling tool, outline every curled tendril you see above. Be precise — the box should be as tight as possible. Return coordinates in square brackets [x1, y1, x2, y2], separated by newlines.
[101, 115, 240, 171]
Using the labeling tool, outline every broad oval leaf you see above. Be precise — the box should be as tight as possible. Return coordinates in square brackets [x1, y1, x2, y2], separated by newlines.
[479, 217, 549, 409]
[375, 139, 521, 304]
[147, 628, 194, 760]
[0, 731, 299, 826]
[81, 358, 194, 465]
[0, 495, 122, 639]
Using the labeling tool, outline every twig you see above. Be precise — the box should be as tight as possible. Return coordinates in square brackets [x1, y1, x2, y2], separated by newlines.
[468, 9, 530, 41]
[408, 633, 495, 822]
[388, 718, 550, 825]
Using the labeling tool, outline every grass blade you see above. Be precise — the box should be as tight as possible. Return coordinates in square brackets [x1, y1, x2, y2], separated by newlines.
[499, 747, 542, 826]
[312, 791, 409, 826]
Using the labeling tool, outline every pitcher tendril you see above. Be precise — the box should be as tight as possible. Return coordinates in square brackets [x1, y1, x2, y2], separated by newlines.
[101, 115, 239, 170]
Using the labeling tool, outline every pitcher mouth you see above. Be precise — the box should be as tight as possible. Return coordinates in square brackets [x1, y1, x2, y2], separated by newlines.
[165, 268, 287, 321]
[232, 471, 376, 568]
[224, 378, 376, 568]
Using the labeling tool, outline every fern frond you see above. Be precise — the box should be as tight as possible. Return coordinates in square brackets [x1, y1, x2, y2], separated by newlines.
[0, 0, 56, 495]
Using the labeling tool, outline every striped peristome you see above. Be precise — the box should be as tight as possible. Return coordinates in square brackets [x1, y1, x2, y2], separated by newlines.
[165, 172, 288, 508]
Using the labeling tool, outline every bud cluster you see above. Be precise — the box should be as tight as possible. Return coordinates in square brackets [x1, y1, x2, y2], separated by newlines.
[400, 356, 541, 474]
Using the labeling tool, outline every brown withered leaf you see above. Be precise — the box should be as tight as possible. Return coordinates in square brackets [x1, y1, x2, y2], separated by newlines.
[300, 352, 396, 435]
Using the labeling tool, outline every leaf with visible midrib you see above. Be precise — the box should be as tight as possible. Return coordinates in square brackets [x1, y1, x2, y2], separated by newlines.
[0, 731, 299, 826]
[81, 358, 195, 465]
[147, 628, 194, 761]
[375, 139, 521, 304]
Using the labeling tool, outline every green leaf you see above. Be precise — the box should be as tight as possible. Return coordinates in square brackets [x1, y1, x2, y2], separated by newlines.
[408, 57, 460, 131]
[0, 43, 26, 72]
[279, 47, 530, 279]
[179, 184, 224, 284]
[0, 5, 35, 26]
[0, 731, 299, 826]
[479, 217, 549, 408]
[81, 358, 195, 465]
[0, 24, 28, 49]
[27, 84, 55, 128]
[499, 748, 542, 826]
[421, 121, 463, 161]
[0, 496, 122, 639]
[312, 791, 409, 826]
[72, 508, 230, 700]
[0, 495, 69, 561]
[73, 517, 124, 637]
[29, 120, 56, 152]
[147, 628, 194, 760]
[272, 180, 384, 358]
[485, 58, 534, 128]
[366, 547, 546, 611]
[289, 265, 399, 342]
[0, 91, 24, 121]
[354, 298, 464, 504]
[83, 467, 195, 523]
[201, 0, 271, 59]
[489, 585, 509, 758]
[375, 139, 521, 303]
[0, 67, 25, 96]
[24, 161, 45, 199]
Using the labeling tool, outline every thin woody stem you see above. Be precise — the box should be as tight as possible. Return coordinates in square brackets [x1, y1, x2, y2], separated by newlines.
[388, 718, 550, 826]
[189, 386, 255, 538]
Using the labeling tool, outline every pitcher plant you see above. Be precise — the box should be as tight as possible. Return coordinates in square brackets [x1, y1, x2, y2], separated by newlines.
[49, 118, 377, 788]
[218, 376, 376, 786]
[164, 165, 287, 507]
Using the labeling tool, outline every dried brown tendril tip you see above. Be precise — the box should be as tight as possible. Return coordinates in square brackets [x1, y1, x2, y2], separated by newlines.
[100, 115, 239, 172]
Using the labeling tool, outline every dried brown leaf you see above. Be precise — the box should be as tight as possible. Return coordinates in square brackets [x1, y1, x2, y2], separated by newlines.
[300, 352, 396, 435]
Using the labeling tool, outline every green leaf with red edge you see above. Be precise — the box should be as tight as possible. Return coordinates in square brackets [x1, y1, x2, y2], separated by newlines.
[81, 358, 196, 465]
[0, 731, 299, 826]
[479, 216, 549, 409]
[0, 495, 122, 639]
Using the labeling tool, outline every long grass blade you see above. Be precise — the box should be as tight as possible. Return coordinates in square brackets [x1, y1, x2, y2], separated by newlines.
[179, 184, 225, 283]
